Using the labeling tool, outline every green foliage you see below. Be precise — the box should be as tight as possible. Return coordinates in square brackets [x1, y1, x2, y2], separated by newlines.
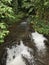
[0, 0, 49, 44]
[0, 0, 26, 44]
[0, 0, 15, 44]
[0, 22, 9, 43]
[11, 0, 19, 14]
[0, 0, 15, 19]
[20, 0, 49, 34]
[30, 17, 49, 34]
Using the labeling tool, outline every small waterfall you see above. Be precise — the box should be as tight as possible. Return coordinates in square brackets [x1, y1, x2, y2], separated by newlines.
[6, 40, 34, 65]
[31, 32, 47, 53]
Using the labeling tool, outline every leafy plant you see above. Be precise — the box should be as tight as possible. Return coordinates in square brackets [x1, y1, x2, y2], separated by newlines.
[0, 0, 15, 44]
[0, 0, 26, 44]
[0, 22, 9, 43]
[20, 0, 49, 34]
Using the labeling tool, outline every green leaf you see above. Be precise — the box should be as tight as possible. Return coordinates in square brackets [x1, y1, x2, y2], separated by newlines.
[44, 2, 49, 6]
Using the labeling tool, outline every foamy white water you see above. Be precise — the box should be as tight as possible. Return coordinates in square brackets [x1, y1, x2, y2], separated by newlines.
[7, 55, 26, 65]
[6, 40, 34, 65]
[31, 32, 47, 52]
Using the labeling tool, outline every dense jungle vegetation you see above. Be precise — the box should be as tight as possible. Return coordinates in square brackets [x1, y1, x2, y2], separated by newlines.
[0, 0, 49, 43]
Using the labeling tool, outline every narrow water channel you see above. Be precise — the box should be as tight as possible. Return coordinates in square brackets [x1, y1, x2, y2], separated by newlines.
[0, 20, 49, 65]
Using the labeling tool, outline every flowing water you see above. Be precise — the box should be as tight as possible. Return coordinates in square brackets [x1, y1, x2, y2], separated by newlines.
[31, 32, 47, 53]
[0, 20, 49, 65]
[6, 40, 34, 65]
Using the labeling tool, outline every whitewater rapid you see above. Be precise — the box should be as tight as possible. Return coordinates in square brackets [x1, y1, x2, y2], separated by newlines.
[6, 40, 34, 65]
[6, 32, 47, 65]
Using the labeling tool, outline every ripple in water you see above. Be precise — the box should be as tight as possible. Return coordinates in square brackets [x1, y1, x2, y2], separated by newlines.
[6, 40, 34, 65]
[31, 32, 47, 54]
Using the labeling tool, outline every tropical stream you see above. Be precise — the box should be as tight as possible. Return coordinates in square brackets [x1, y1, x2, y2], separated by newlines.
[0, 20, 49, 65]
